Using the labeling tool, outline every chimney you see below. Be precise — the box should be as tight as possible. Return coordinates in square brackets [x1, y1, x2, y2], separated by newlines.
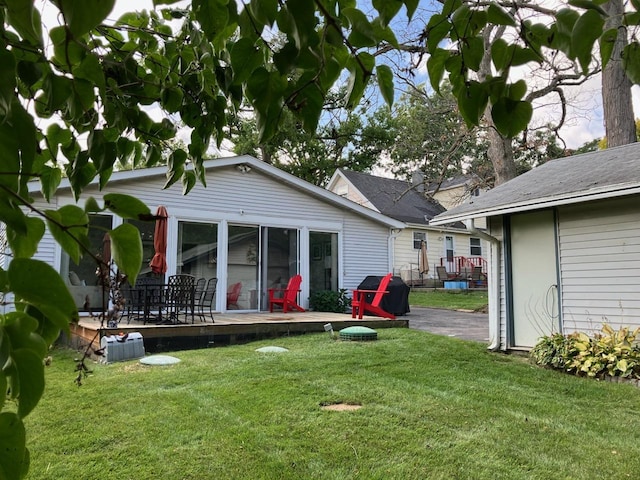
[412, 170, 425, 193]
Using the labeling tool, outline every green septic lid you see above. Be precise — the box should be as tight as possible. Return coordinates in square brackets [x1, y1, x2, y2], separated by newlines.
[339, 326, 378, 341]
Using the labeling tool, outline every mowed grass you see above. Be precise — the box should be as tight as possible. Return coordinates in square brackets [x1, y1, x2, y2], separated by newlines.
[409, 289, 488, 311]
[27, 329, 640, 480]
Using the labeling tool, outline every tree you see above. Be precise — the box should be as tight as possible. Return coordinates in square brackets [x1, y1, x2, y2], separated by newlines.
[230, 94, 387, 186]
[2, 1, 640, 477]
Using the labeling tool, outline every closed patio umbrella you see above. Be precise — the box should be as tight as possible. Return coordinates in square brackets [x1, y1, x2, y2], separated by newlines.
[419, 240, 429, 275]
[149, 206, 168, 275]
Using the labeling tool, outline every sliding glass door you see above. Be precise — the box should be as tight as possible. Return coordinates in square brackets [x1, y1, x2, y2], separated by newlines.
[261, 227, 298, 310]
[227, 225, 259, 310]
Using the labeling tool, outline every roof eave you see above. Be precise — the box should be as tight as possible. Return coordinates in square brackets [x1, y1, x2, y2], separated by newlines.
[430, 183, 640, 225]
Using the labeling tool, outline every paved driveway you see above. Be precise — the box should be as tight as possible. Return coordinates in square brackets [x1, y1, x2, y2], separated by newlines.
[405, 307, 490, 343]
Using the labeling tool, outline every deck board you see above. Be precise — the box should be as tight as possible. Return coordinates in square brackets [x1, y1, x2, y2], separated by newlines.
[68, 311, 408, 353]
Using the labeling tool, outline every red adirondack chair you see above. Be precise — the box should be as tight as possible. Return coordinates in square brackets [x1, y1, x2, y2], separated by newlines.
[351, 273, 396, 320]
[268, 274, 305, 313]
[226, 282, 242, 309]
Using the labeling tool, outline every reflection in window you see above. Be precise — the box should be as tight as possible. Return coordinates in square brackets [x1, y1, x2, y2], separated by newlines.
[125, 218, 156, 278]
[61, 214, 112, 311]
[177, 221, 218, 277]
[309, 231, 338, 294]
[227, 225, 258, 310]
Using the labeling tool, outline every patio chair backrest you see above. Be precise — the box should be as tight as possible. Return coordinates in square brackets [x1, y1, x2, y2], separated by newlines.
[436, 266, 448, 281]
[284, 274, 302, 302]
[201, 278, 218, 305]
[371, 273, 393, 307]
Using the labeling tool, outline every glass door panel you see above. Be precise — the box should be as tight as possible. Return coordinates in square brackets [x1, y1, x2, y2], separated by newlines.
[309, 232, 338, 294]
[261, 227, 298, 310]
[227, 225, 259, 310]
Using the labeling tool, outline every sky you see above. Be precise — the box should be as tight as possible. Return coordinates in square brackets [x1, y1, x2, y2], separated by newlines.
[36, 0, 633, 153]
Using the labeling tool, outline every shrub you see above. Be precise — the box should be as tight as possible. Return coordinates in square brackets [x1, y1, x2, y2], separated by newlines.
[309, 289, 351, 313]
[530, 324, 640, 380]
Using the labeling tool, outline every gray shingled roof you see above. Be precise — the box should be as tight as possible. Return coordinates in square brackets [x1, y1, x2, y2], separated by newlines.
[430, 142, 640, 225]
[339, 169, 447, 224]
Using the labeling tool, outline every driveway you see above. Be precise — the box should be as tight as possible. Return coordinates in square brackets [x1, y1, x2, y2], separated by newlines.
[405, 307, 490, 343]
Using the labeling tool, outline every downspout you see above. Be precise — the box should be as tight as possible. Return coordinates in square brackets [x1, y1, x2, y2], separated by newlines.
[464, 219, 501, 352]
[388, 228, 402, 274]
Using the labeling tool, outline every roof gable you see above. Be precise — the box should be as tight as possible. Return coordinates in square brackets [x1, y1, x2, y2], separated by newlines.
[431, 142, 640, 224]
[333, 169, 447, 224]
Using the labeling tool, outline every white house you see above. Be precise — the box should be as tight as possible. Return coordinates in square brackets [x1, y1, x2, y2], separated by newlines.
[17, 156, 405, 313]
[327, 169, 488, 284]
[430, 142, 640, 351]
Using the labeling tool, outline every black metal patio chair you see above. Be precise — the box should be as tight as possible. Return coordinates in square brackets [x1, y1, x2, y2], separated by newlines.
[195, 278, 217, 322]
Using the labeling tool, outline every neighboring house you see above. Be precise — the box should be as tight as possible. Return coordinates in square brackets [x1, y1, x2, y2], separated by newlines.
[11, 155, 405, 313]
[327, 169, 488, 284]
[430, 142, 640, 351]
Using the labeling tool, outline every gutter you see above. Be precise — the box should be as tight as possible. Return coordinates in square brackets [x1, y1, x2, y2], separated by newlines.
[464, 219, 501, 352]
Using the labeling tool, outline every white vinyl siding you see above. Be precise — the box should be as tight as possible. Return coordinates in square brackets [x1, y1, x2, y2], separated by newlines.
[488, 216, 508, 350]
[558, 197, 640, 334]
[45, 165, 393, 297]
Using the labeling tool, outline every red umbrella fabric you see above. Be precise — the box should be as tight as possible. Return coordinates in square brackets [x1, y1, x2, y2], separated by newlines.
[149, 206, 168, 275]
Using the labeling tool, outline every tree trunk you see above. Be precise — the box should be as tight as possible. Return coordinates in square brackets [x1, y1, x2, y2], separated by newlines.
[602, 0, 636, 147]
[479, 26, 518, 185]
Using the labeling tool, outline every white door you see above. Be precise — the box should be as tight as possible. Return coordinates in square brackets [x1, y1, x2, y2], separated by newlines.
[510, 211, 559, 348]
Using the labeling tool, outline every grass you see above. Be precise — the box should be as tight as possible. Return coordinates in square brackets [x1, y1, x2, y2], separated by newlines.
[26, 329, 640, 479]
[409, 289, 488, 311]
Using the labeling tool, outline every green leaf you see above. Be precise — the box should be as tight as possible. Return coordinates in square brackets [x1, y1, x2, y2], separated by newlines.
[600, 28, 618, 70]
[572, 10, 605, 73]
[453, 80, 488, 127]
[461, 36, 484, 71]
[59, 0, 116, 38]
[425, 14, 451, 53]
[0, 49, 17, 118]
[182, 170, 197, 195]
[344, 8, 378, 47]
[230, 38, 263, 84]
[372, 0, 403, 26]
[491, 98, 533, 137]
[508, 79, 528, 101]
[12, 349, 44, 418]
[160, 87, 184, 113]
[45, 205, 89, 265]
[8, 258, 78, 329]
[109, 223, 143, 285]
[39, 166, 62, 203]
[427, 49, 450, 93]
[0, 413, 28, 479]
[5, 313, 47, 358]
[345, 52, 375, 108]
[376, 64, 394, 107]
[103, 193, 152, 220]
[487, 3, 516, 26]
[6, 216, 45, 260]
[622, 42, 640, 83]
[568, 0, 607, 16]
[5, 0, 43, 45]
[84, 197, 103, 214]
[73, 54, 105, 91]
[193, 0, 230, 40]
[403, 0, 420, 21]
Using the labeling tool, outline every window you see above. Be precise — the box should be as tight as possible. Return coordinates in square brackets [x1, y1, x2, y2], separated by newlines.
[413, 231, 426, 250]
[470, 237, 482, 256]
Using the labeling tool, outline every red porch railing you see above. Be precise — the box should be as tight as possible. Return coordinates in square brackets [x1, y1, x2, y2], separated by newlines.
[440, 256, 487, 275]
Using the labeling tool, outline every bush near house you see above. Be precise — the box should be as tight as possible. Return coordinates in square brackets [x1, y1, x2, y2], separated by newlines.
[530, 324, 640, 380]
[309, 289, 351, 313]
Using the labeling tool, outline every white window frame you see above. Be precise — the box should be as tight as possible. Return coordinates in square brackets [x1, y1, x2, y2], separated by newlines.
[470, 237, 482, 256]
[413, 231, 426, 250]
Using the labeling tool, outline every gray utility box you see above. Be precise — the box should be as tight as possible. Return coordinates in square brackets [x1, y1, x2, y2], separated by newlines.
[100, 332, 145, 363]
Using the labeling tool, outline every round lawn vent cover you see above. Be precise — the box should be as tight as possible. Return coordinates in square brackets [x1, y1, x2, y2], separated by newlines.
[139, 355, 181, 366]
[255, 346, 289, 353]
[339, 326, 378, 341]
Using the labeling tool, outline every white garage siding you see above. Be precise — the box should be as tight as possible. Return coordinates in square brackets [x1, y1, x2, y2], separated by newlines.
[488, 216, 508, 350]
[558, 197, 640, 334]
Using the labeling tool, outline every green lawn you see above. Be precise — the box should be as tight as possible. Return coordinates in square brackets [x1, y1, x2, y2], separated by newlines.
[26, 330, 640, 479]
[409, 289, 488, 311]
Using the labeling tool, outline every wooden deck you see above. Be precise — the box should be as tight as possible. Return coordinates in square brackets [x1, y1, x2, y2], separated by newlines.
[68, 311, 409, 353]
